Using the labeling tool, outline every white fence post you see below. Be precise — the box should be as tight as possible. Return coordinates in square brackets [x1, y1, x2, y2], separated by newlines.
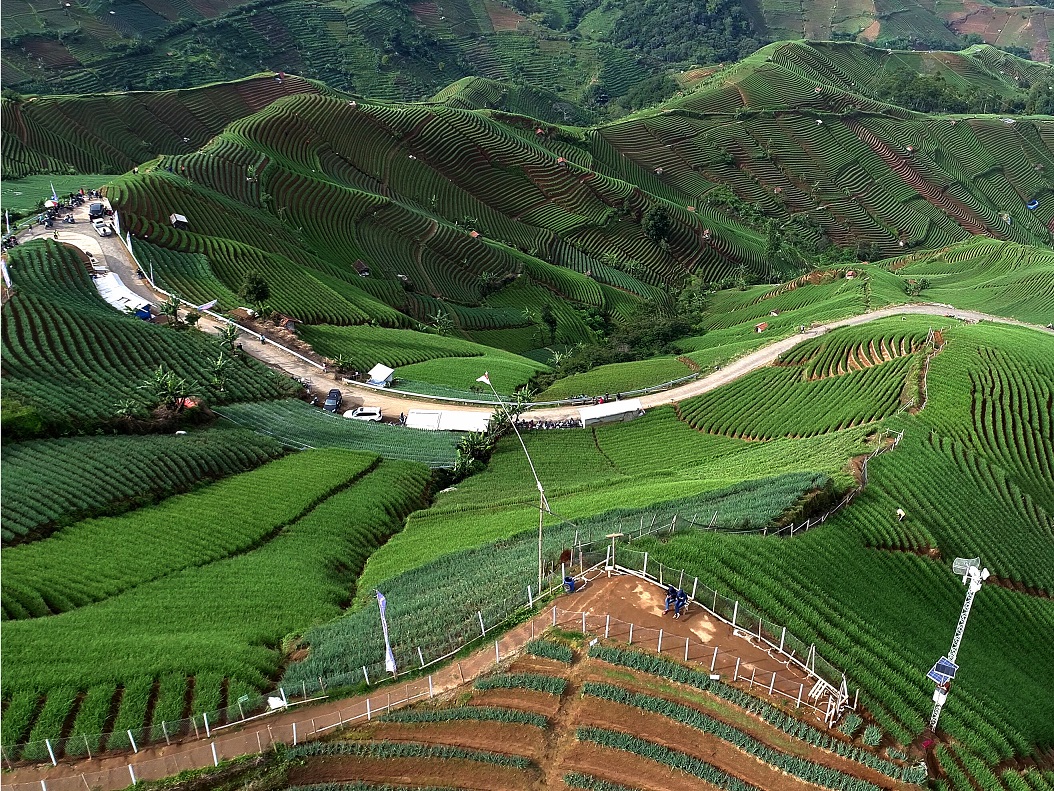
[642, 553, 648, 577]
[362, 666, 370, 685]
[204, 712, 211, 739]
[428, 676, 434, 698]
[552, 607, 557, 626]
[494, 640, 500, 663]
[710, 646, 719, 672]
[366, 699, 371, 720]
[628, 623, 634, 644]
[478, 611, 486, 636]
[692, 577, 698, 600]
[797, 684, 804, 708]
[418, 647, 425, 668]
[684, 637, 690, 662]
[581, 611, 587, 632]
[732, 601, 738, 627]
[780, 627, 786, 652]
[212, 741, 220, 766]
[45, 739, 57, 767]
[292, 723, 297, 746]
[605, 614, 610, 638]
[733, 657, 740, 681]
[657, 629, 663, 653]
[128, 765, 137, 785]
[527, 586, 533, 608]
[769, 672, 776, 695]
[128, 730, 138, 753]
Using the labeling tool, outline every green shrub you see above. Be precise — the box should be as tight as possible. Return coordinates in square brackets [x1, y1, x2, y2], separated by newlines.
[380, 706, 547, 727]
[862, 724, 882, 746]
[839, 713, 863, 737]
[475, 673, 567, 695]
[525, 639, 574, 664]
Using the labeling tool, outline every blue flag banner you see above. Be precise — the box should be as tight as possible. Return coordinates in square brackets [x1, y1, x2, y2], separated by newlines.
[376, 590, 397, 674]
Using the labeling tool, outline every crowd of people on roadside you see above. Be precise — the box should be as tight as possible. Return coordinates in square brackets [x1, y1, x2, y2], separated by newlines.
[515, 418, 582, 430]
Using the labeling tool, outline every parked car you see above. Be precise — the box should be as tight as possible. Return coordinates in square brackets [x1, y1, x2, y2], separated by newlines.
[88, 202, 105, 220]
[344, 406, 382, 422]
[92, 219, 112, 237]
[323, 388, 343, 412]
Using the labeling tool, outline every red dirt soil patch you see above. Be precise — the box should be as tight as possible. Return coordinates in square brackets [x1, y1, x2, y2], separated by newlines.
[468, 688, 564, 717]
[576, 698, 818, 791]
[560, 740, 732, 791]
[507, 655, 574, 674]
[369, 720, 546, 759]
[287, 755, 535, 789]
[580, 662, 905, 789]
[483, 0, 527, 31]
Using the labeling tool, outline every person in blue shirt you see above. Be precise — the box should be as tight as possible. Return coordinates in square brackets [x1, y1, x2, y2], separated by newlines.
[563, 576, 576, 594]
[674, 589, 688, 619]
[663, 585, 677, 614]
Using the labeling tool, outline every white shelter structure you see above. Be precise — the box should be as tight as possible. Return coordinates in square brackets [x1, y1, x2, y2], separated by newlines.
[93, 272, 152, 314]
[405, 409, 490, 433]
[367, 363, 395, 387]
[578, 398, 643, 427]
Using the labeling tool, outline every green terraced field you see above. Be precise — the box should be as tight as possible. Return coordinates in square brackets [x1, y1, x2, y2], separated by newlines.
[217, 399, 463, 467]
[2, 240, 296, 426]
[888, 237, 1054, 325]
[1, 451, 431, 760]
[1, 429, 284, 544]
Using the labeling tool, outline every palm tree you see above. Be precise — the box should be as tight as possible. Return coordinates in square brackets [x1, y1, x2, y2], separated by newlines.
[218, 323, 240, 352]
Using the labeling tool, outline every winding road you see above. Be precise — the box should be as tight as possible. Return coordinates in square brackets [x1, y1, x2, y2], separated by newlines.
[14, 211, 1052, 425]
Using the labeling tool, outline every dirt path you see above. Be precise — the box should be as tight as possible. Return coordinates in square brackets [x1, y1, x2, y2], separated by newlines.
[13, 218, 1050, 423]
[2, 575, 826, 791]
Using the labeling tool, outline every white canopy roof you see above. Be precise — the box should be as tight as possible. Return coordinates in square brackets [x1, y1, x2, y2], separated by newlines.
[405, 409, 490, 433]
[93, 272, 151, 313]
[367, 363, 395, 383]
[578, 398, 642, 423]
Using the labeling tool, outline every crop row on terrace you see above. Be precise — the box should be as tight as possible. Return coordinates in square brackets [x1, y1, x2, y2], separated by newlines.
[1, 75, 321, 178]
[586, 645, 914, 781]
[1, 453, 431, 759]
[678, 322, 926, 440]
[2, 450, 373, 621]
[216, 399, 462, 468]
[1, 241, 295, 424]
[0, 429, 284, 545]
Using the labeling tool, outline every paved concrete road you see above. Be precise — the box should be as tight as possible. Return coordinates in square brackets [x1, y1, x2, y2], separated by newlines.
[12, 214, 1051, 423]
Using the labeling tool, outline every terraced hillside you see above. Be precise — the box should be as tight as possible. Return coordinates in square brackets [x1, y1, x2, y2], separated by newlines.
[0, 450, 432, 762]
[282, 640, 929, 790]
[8, 43, 1041, 375]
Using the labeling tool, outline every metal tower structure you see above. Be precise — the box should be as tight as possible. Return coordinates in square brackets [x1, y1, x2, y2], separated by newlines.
[928, 557, 990, 731]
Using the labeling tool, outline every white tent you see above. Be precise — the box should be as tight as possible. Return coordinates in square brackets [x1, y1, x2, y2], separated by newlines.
[93, 272, 151, 314]
[367, 363, 395, 387]
[405, 409, 490, 433]
[578, 398, 643, 427]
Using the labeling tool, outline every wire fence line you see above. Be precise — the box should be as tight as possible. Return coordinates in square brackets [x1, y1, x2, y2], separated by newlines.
[3, 595, 841, 791]
[4, 504, 854, 768]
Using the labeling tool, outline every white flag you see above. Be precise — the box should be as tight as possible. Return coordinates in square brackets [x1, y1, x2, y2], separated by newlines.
[50, 182, 58, 202]
[476, 372, 491, 385]
[376, 590, 397, 674]
[196, 298, 218, 312]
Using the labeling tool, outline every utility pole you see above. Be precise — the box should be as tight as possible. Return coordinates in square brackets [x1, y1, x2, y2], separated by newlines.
[928, 557, 990, 732]
[477, 373, 549, 594]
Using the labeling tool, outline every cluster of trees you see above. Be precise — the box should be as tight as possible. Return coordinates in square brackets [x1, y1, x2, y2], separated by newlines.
[607, 0, 764, 64]
[871, 66, 1033, 114]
